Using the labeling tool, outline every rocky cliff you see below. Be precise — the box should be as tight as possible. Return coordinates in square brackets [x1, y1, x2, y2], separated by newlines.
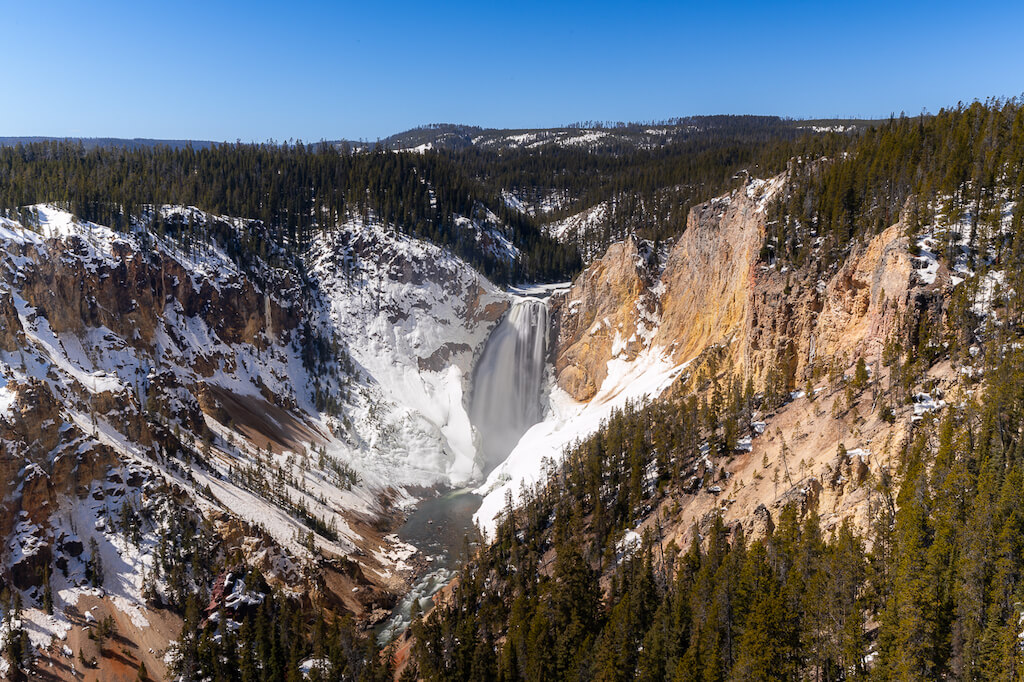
[549, 175, 941, 542]
[553, 177, 781, 400]
[551, 239, 657, 401]
[554, 175, 920, 395]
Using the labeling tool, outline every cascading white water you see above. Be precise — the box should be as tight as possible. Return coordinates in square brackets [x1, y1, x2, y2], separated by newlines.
[379, 299, 549, 646]
[470, 298, 549, 472]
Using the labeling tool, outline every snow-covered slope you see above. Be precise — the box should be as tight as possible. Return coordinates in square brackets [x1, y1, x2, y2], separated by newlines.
[543, 200, 614, 263]
[374, 119, 856, 154]
[307, 216, 508, 486]
[375, 123, 688, 153]
[473, 347, 686, 534]
[0, 204, 513, 666]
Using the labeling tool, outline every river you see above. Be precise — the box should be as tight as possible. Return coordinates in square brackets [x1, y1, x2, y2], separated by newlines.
[376, 489, 482, 643]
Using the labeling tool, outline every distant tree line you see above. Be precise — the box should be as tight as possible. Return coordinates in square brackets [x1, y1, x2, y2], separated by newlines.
[0, 141, 579, 283]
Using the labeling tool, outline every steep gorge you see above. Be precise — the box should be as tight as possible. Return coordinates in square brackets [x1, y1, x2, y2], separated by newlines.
[0, 176, 988, 681]
[0, 206, 516, 680]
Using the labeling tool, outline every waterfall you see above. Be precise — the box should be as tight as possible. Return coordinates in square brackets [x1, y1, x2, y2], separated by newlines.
[470, 298, 550, 472]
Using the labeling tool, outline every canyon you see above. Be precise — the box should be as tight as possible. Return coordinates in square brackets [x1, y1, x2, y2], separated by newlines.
[0, 167, 993, 680]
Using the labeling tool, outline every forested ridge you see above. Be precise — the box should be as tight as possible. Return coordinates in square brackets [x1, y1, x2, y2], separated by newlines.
[0, 141, 579, 283]
[0, 115, 858, 283]
[448, 115, 848, 255]
[407, 98, 1024, 681]
[767, 98, 1024, 274]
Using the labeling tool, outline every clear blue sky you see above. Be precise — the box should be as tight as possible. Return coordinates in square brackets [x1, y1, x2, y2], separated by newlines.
[2, 0, 1022, 142]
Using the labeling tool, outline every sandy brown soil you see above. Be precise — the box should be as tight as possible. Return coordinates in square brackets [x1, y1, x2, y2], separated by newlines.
[204, 384, 326, 455]
[31, 595, 182, 681]
[646, 358, 961, 557]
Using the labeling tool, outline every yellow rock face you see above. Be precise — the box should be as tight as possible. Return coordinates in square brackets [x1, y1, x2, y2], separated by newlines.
[553, 178, 916, 405]
[552, 184, 771, 401]
[553, 238, 653, 401]
[812, 222, 912, 365]
[656, 192, 765, 365]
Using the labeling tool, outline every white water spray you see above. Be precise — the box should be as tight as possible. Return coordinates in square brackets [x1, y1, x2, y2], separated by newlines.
[470, 298, 550, 472]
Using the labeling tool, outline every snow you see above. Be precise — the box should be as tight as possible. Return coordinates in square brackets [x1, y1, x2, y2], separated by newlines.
[502, 190, 529, 214]
[0, 379, 14, 419]
[972, 270, 1005, 317]
[611, 331, 629, 358]
[912, 392, 945, 420]
[58, 486, 155, 629]
[846, 448, 871, 461]
[224, 578, 264, 610]
[616, 530, 642, 561]
[308, 216, 508, 488]
[745, 173, 787, 213]
[474, 347, 687, 535]
[36, 206, 129, 262]
[467, 127, 688, 152]
[300, 658, 330, 677]
[4, 203, 508, 491]
[544, 201, 606, 246]
[376, 534, 418, 572]
[500, 189, 570, 217]
[452, 211, 520, 263]
[187, 458, 359, 557]
[912, 236, 941, 285]
[2, 178, 843, 644]
[560, 130, 609, 147]
[1, 205, 245, 292]
[502, 132, 540, 147]
[0, 465, 186, 656]
[506, 281, 572, 298]
[11, 292, 129, 395]
[797, 124, 853, 133]
[914, 195, 1016, 310]
[0, 607, 71, 673]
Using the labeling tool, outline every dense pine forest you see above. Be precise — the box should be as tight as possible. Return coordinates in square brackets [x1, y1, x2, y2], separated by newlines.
[767, 99, 1024, 274]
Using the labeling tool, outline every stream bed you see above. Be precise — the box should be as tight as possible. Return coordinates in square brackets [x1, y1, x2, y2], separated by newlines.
[376, 489, 482, 644]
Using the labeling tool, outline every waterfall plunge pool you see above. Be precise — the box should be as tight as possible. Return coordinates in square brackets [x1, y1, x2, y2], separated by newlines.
[378, 292, 556, 644]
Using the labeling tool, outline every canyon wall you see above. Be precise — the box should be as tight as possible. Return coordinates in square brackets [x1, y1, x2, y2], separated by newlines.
[550, 176, 931, 542]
